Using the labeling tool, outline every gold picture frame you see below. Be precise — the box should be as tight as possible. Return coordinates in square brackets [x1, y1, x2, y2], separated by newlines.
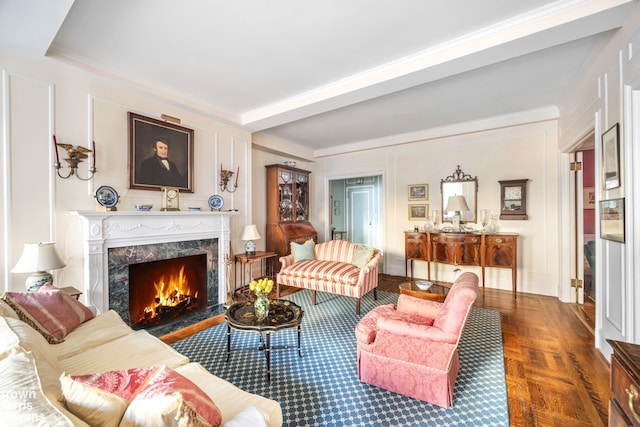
[408, 184, 428, 201]
[583, 187, 595, 209]
[408, 204, 428, 220]
[599, 198, 624, 243]
[128, 112, 194, 192]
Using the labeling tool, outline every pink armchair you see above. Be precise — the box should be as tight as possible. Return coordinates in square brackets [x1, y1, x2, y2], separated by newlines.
[355, 272, 479, 407]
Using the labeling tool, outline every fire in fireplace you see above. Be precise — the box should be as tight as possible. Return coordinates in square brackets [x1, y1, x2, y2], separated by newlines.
[128, 254, 208, 328]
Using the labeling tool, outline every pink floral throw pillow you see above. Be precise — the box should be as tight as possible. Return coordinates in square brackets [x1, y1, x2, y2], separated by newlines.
[1, 290, 94, 344]
[121, 366, 222, 427]
[60, 366, 159, 427]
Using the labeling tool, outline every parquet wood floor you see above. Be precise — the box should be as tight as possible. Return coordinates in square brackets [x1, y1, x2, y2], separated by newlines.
[161, 274, 611, 427]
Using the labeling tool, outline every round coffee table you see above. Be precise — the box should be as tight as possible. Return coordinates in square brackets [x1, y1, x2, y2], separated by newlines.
[398, 280, 451, 301]
[225, 299, 304, 382]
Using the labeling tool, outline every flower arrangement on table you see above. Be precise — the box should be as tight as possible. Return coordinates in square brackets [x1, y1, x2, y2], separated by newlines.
[249, 278, 274, 319]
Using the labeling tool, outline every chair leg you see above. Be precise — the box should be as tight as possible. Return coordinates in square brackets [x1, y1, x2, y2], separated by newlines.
[373, 288, 378, 300]
[276, 282, 280, 298]
[355, 298, 361, 315]
[311, 290, 316, 305]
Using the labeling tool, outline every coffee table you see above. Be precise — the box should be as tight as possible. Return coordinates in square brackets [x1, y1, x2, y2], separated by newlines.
[398, 280, 451, 302]
[225, 299, 303, 382]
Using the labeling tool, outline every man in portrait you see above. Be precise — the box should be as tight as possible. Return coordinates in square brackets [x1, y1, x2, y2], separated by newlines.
[137, 138, 188, 188]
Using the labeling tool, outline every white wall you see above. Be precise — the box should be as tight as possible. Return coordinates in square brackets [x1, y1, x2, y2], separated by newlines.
[1, 49, 253, 292]
[253, 120, 561, 296]
[559, 2, 640, 349]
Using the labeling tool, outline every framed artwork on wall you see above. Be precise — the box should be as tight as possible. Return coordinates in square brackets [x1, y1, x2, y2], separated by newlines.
[128, 112, 194, 192]
[408, 184, 428, 201]
[408, 204, 428, 220]
[583, 187, 595, 209]
[599, 198, 624, 243]
[602, 123, 620, 190]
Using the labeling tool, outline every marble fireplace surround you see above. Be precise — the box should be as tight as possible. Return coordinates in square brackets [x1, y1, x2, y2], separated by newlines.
[70, 211, 236, 314]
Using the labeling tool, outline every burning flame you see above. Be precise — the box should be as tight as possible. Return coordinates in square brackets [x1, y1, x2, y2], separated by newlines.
[141, 265, 198, 321]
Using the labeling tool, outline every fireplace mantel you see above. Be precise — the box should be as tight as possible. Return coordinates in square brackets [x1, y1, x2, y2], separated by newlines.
[70, 210, 237, 313]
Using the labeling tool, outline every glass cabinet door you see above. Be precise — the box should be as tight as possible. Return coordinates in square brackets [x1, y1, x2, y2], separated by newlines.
[278, 169, 294, 221]
[295, 173, 309, 221]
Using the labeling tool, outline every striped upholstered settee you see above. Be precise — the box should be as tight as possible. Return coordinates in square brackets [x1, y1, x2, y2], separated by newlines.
[276, 240, 381, 315]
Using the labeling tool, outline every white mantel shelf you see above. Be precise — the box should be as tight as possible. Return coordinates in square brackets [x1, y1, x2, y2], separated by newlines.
[70, 210, 238, 313]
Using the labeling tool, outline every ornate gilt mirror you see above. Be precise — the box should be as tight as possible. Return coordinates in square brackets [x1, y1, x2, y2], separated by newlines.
[440, 165, 478, 223]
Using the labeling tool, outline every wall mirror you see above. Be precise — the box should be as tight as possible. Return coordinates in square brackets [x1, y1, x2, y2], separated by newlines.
[441, 165, 478, 223]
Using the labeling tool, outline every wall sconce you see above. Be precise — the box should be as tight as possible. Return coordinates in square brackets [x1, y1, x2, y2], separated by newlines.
[53, 135, 97, 181]
[219, 164, 239, 193]
[11, 242, 66, 291]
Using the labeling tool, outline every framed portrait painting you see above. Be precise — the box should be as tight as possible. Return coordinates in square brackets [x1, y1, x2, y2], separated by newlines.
[128, 112, 194, 192]
[408, 204, 428, 220]
[602, 123, 620, 190]
[599, 198, 624, 243]
[408, 184, 428, 201]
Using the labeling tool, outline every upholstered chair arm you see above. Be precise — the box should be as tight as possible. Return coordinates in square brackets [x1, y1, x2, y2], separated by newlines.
[377, 317, 458, 344]
[355, 304, 395, 345]
[279, 255, 294, 269]
[396, 294, 442, 319]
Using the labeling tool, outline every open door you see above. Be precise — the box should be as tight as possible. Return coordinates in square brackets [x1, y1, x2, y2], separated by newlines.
[329, 175, 382, 249]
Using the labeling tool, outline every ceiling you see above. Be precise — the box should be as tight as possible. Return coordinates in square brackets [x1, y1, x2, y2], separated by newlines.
[0, 0, 637, 157]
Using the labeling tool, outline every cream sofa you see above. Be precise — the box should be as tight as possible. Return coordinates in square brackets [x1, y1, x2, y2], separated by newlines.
[0, 297, 282, 427]
[277, 239, 381, 315]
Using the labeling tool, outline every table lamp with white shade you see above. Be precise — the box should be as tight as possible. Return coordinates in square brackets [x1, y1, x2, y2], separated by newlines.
[445, 195, 470, 232]
[11, 242, 66, 291]
[240, 225, 260, 256]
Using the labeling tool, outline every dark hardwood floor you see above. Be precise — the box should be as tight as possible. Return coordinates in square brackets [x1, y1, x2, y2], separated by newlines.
[160, 274, 611, 427]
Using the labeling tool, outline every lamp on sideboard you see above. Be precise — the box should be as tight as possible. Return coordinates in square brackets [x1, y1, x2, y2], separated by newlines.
[240, 225, 260, 256]
[445, 195, 469, 232]
[11, 242, 66, 291]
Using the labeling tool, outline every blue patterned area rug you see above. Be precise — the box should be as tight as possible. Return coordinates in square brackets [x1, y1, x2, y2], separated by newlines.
[172, 290, 509, 426]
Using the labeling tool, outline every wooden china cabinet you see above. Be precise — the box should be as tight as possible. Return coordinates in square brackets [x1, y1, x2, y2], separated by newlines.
[265, 164, 318, 257]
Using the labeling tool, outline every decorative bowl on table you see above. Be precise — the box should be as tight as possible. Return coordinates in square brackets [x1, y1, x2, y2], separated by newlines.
[135, 204, 153, 211]
[415, 280, 433, 291]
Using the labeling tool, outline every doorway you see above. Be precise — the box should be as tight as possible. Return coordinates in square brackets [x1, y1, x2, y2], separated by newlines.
[329, 175, 383, 249]
[571, 137, 596, 330]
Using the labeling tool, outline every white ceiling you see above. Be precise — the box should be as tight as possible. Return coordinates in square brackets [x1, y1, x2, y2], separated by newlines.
[0, 0, 636, 156]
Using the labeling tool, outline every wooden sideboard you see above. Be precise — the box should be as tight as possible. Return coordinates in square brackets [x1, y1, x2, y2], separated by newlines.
[608, 339, 640, 426]
[404, 231, 518, 296]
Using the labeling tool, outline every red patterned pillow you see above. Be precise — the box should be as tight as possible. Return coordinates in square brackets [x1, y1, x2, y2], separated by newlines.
[121, 366, 222, 427]
[1, 290, 94, 344]
[60, 366, 159, 427]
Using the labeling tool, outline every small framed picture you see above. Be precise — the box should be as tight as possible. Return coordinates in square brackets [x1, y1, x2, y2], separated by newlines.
[408, 184, 428, 201]
[602, 123, 620, 190]
[583, 187, 595, 209]
[334, 208, 340, 216]
[599, 198, 624, 243]
[408, 204, 428, 220]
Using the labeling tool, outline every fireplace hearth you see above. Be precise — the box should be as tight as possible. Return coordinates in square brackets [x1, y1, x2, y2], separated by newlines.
[129, 254, 208, 328]
[70, 210, 236, 337]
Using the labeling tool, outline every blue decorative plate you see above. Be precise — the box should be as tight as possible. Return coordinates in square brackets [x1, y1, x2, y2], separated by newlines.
[208, 195, 224, 210]
[95, 185, 119, 208]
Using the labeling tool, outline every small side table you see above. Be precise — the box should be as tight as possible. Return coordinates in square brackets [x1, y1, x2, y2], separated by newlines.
[59, 286, 82, 300]
[226, 299, 304, 381]
[234, 251, 278, 296]
[398, 280, 451, 302]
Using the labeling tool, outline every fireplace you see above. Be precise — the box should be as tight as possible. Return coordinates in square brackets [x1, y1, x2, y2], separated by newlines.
[129, 254, 208, 328]
[70, 210, 236, 323]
